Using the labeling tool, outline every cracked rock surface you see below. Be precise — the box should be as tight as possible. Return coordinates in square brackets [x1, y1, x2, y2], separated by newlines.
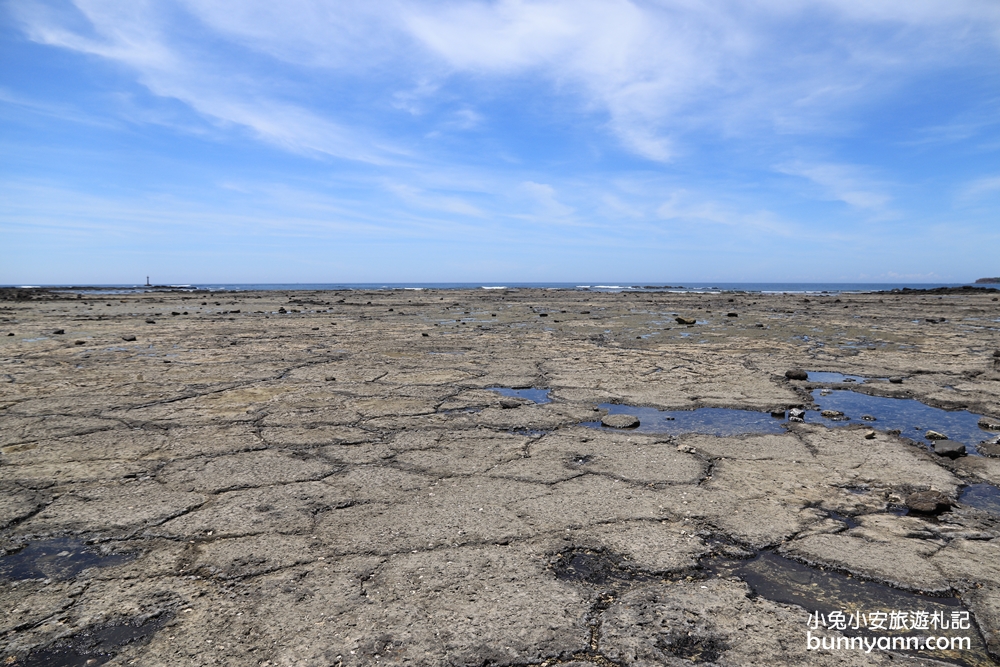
[2, 287, 1000, 666]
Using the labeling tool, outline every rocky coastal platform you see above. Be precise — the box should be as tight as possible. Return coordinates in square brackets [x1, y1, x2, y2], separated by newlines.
[2, 288, 999, 666]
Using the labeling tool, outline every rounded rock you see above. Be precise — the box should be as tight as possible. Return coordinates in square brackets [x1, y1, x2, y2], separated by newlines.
[906, 490, 952, 514]
[601, 414, 640, 429]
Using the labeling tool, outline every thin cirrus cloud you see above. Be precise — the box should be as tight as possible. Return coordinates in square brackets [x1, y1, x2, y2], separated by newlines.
[11, 0, 407, 164]
[14, 0, 1000, 164]
[776, 162, 893, 213]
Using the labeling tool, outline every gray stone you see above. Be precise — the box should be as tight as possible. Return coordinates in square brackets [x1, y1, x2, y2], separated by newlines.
[906, 490, 953, 514]
[889, 376, 904, 383]
[979, 417, 1000, 431]
[980, 436, 1000, 457]
[926, 430, 948, 440]
[601, 413, 640, 429]
[933, 440, 966, 458]
[785, 369, 808, 380]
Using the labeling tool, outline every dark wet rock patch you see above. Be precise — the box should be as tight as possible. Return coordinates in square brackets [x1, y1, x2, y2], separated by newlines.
[709, 552, 992, 665]
[12, 613, 172, 667]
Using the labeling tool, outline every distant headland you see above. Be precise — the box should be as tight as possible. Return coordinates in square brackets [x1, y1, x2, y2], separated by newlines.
[975, 277, 1000, 284]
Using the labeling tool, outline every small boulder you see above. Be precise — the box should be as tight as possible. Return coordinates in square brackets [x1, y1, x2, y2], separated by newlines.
[53, 329, 65, 335]
[726, 312, 738, 317]
[788, 408, 806, 419]
[979, 436, 1000, 457]
[889, 377, 904, 384]
[863, 431, 876, 440]
[933, 441, 966, 458]
[145, 319, 155, 324]
[601, 413, 640, 429]
[906, 490, 952, 514]
[499, 398, 522, 409]
[861, 415, 876, 421]
[978, 417, 1000, 431]
[770, 409, 786, 418]
[675, 317, 696, 325]
[925, 430, 948, 440]
[821, 410, 844, 418]
[122, 335, 137, 342]
[785, 369, 808, 381]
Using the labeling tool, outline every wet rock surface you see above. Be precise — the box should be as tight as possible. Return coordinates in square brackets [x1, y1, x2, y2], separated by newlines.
[2, 288, 1000, 665]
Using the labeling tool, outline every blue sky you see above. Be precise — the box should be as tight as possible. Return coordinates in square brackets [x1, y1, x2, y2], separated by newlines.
[2, 0, 1000, 284]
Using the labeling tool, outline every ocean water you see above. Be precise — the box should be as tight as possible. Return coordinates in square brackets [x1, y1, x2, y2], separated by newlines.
[9, 282, 988, 295]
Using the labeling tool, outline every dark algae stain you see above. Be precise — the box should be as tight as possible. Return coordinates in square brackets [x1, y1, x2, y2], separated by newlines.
[12, 614, 172, 667]
[712, 552, 992, 667]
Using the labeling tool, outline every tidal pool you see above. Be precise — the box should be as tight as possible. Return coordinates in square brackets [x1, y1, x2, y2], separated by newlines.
[959, 484, 1000, 516]
[488, 387, 552, 404]
[808, 390, 991, 452]
[807, 371, 874, 383]
[584, 404, 786, 436]
[0, 538, 135, 581]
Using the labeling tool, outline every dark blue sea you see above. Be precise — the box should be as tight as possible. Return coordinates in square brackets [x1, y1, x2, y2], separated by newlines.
[8, 282, 989, 295]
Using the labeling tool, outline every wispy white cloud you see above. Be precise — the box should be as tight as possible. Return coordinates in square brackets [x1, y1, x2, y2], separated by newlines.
[520, 181, 575, 218]
[776, 162, 893, 212]
[12, 0, 1000, 163]
[11, 1, 408, 164]
[385, 182, 487, 217]
[959, 175, 1000, 200]
[656, 190, 796, 236]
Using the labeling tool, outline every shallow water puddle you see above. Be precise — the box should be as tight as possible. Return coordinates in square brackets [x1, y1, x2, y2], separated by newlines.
[584, 404, 786, 436]
[487, 387, 552, 404]
[713, 552, 991, 666]
[585, 392, 996, 453]
[959, 484, 1000, 516]
[807, 371, 875, 383]
[808, 390, 991, 453]
[0, 538, 136, 581]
